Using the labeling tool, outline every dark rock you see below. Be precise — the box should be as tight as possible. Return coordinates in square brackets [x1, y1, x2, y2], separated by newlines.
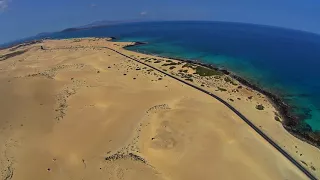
[274, 116, 281, 122]
[220, 69, 230, 75]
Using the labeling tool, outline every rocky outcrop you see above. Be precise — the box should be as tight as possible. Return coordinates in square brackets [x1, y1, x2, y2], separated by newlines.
[124, 42, 148, 48]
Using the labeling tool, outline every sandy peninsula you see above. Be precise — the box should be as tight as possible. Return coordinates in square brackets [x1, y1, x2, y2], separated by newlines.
[0, 37, 318, 180]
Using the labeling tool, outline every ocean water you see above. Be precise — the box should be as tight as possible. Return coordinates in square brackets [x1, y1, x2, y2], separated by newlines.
[2, 21, 320, 131]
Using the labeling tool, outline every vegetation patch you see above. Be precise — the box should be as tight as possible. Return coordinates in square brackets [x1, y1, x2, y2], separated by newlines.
[162, 62, 179, 66]
[256, 104, 265, 110]
[182, 63, 196, 69]
[180, 73, 192, 79]
[218, 87, 227, 92]
[185, 78, 193, 82]
[154, 60, 162, 63]
[195, 66, 223, 76]
[224, 76, 237, 85]
[104, 152, 147, 164]
[169, 66, 176, 70]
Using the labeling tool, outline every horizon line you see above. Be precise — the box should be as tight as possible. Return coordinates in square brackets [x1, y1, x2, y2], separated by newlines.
[1, 20, 320, 47]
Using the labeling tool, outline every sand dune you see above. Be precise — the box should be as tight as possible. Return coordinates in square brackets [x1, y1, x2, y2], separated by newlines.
[0, 38, 313, 179]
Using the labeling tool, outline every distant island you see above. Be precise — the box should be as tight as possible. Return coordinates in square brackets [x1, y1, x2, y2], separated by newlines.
[60, 19, 147, 32]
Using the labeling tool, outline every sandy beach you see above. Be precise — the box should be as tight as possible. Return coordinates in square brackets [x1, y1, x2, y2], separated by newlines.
[0, 37, 318, 180]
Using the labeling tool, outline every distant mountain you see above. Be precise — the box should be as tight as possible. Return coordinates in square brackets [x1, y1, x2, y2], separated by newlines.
[60, 19, 147, 32]
[81, 20, 127, 28]
[36, 32, 55, 36]
[60, 28, 80, 32]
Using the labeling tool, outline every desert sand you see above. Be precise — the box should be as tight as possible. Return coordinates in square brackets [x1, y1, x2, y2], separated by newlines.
[0, 38, 316, 180]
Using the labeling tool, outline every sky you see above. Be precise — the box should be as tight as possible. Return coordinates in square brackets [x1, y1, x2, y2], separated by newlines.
[0, 0, 319, 44]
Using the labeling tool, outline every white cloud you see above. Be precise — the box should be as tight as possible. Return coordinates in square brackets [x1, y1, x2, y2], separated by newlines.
[140, 11, 147, 16]
[0, 0, 9, 12]
[90, 3, 96, 8]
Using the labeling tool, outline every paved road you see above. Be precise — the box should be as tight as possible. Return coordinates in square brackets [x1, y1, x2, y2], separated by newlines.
[105, 46, 317, 180]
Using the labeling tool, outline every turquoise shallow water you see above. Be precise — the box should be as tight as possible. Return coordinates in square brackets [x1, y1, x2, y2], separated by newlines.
[128, 42, 320, 131]
[2, 21, 320, 131]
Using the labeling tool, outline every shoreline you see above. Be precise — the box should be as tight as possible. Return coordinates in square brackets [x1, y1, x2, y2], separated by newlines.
[103, 41, 316, 179]
[0, 39, 44, 50]
[0, 37, 316, 179]
[123, 41, 320, 149]
[3, 38, 318, 149]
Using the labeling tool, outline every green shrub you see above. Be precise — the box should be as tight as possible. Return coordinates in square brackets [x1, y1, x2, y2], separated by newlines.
[224, 76, 237, 85]
[162, 62, 179, 66]
[218, 87, 227, 92]
[195, 66, 223, 76]
[256, 104, 265, 110]
[182, 63, 195, 69]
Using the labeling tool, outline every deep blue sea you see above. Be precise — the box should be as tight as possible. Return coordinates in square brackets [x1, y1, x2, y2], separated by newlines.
[2, 21, 320, 131]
